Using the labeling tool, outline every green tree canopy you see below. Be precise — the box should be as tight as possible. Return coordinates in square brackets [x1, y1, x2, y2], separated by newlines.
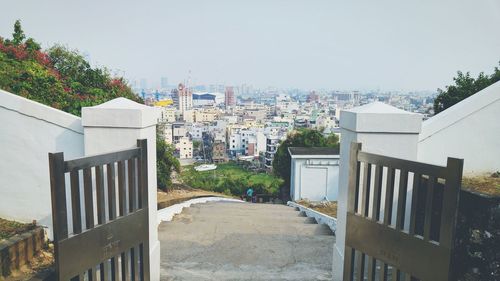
[157, 131, 181, 191]
[272, 129, 339, 200]
[12, 20, 25, 45]
[434, 62, 500, 114]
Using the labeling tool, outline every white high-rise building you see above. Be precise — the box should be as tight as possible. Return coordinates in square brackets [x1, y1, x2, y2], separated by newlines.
[176, 83, 193, 120]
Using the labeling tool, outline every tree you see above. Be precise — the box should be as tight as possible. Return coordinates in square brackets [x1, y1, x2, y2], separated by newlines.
[1, 21, 142, 116]
[157, 130, 180, 191]
[434, 62, 500, 114]
[272, 129, 339, 200]
[12, 20, 25, 45]
[25, 38, 41, 52]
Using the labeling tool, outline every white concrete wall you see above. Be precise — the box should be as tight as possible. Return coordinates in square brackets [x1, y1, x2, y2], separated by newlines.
[0, 90, 84, 238]
[418, 81, 500, 175]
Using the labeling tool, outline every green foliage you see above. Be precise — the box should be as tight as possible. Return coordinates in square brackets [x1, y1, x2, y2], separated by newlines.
[157, 130, 180, 191]
[0, 20, 142, 116]
[272, 129, 339, 199]
[192, 140, 202, 152]
[180, 162, 283, 196]
[434, 63, 500, 114]
[12, 20, 25, 45]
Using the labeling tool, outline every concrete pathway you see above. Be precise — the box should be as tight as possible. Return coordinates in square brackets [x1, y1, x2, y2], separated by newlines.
[159, 201, 335, 281]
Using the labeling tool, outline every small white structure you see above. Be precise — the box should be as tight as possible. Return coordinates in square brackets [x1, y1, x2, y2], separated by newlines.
[289, 147, 340, 201]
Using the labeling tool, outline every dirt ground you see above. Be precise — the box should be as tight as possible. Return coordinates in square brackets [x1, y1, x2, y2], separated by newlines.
[296, 200, 338, 218]
[462, 173, 500, 197]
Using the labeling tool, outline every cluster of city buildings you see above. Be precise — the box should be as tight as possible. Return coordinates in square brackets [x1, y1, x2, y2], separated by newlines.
[147, 80, 435, 170]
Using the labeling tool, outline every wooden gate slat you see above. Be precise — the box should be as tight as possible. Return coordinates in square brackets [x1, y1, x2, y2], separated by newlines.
[343, 247, 355, 281]
[439, 158, 463, 247]
[371, 165, 383, 221]
[99, 263, 105, 281]
[49, 152, 68, 240]
[122, 251, 131, 281]
[70, 170, 82, 234]
[347, 143, 362, 214]
[395, 169, 408, 231]
[139, 243, 146, 281]
[409, 173, 421, 235]
[117, 161, 127, 216]
[111, 256, 119, 281]
[355, 251, 365, 281]
[423, 176, 436, 240]
[383, 168, 395, 225]
[83, 167, 95, 229]
[360, 163, 371, 217]
[366, 256, 376, 281]
[107, 163, 117, 220]
[128, 159, 137, 212]
[95, 165, 106, 225]
[132, 247, 140, 281]
[137, 139, 149, 213]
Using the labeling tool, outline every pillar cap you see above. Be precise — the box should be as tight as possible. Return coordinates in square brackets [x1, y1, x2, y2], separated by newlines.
[82, 98, 158, 128]
[340, 102, 422, 133]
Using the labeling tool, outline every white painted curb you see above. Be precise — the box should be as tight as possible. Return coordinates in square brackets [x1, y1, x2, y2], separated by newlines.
[287, 201, 337, 233]
[157, 197, 244, 223]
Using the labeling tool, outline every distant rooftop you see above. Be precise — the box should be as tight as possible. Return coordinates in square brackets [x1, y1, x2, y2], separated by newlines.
[288, 147, 339, 156]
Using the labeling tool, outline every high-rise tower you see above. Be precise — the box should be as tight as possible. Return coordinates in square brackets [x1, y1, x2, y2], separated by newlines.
[225, 86, 235, 108]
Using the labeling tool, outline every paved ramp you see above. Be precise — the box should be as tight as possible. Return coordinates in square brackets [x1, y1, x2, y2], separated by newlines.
[159, 201, 335, 281]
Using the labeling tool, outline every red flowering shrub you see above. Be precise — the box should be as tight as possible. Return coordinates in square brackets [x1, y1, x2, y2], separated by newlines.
[1, 21, 142, 116]
[34, 50, 52, 67]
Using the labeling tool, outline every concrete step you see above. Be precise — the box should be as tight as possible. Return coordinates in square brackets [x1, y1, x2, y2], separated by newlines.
[191, 203, 297, 212]
[173, 211, 318, 224]
[161, 220, 333, 236]
[188, 207, 300, 217]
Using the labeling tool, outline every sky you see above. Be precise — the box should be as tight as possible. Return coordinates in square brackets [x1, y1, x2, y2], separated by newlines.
[1, 0, 499, 91]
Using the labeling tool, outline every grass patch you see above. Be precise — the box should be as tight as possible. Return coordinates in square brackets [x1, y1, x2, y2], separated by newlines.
[0, 218, 36, 240]
[180, 162, 283, 197]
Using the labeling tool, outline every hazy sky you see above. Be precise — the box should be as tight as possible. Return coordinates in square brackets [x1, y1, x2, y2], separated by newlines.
[1, 0, 499, 91]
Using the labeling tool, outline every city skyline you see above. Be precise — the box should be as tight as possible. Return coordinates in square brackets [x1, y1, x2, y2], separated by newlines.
[1, 0, 499, 91]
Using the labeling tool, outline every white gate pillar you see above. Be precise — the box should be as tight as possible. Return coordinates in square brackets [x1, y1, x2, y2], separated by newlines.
[82, 98, 160, 280]
[334, 102, 421, 280]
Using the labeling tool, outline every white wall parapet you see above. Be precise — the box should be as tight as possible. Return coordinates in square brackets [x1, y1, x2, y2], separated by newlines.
[0, 90, 84, 239]
[418, 81, 500, 175]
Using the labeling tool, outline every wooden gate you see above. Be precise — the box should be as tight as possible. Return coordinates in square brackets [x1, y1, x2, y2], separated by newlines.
[343, 142, 463, 281]
[49, 139, 150, 281]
